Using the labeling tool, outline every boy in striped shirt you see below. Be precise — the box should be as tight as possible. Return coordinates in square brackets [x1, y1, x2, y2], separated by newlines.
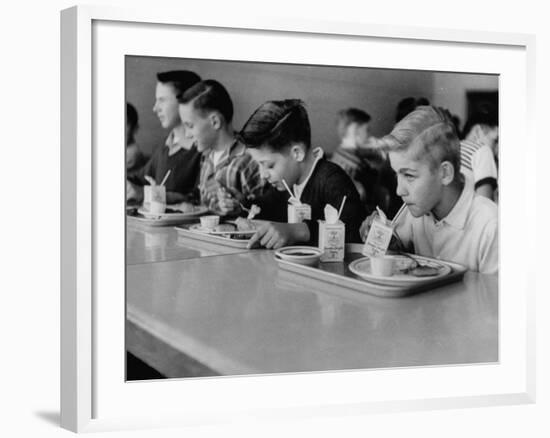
[178, 80, 264, 215]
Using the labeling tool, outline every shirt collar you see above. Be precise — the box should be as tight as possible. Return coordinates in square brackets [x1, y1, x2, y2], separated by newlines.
[205, 138, 244, 166]
[165, 128, 191, 156]
[429, 183, 473, 230]
[293, 147, 324, 200]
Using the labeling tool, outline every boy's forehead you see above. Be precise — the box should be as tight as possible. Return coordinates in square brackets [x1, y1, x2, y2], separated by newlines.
[389, 144, 428, 170]
[156, 81, 177, 96]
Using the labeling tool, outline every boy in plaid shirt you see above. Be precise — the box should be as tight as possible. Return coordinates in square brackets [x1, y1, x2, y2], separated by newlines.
[178, 80, 263, 214]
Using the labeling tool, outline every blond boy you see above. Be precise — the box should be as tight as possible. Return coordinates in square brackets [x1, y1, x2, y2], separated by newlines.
[360, 106, 498, 274]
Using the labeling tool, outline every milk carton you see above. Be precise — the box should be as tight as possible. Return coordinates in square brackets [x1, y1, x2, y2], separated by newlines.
[318, 204, 345, 262]
[143, 185, 166, 212]
[318, 219, 345, 262]
[287, 201, 311, 223]
[362, 212, 393, 257]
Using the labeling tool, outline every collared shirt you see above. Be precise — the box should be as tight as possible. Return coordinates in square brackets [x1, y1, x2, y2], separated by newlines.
[395, 184, 498, 274]
[199, 139, 264, 212]
[165, 128, 192, 156]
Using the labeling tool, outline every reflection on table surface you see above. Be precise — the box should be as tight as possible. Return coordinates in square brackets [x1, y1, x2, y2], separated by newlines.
[126, 221, 248, 265]
[126, 224, 498, 378]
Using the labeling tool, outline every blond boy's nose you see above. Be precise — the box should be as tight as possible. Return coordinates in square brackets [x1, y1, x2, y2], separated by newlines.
[396, 180, 407, 197]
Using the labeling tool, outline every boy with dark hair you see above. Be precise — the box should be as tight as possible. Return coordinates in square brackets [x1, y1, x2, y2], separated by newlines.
[127, 70, 202, 204]
[125, 102, 146, 174]
[241, 99, 365, 249]
[178, 79, 264, 215]
[360, 106, 498, 274]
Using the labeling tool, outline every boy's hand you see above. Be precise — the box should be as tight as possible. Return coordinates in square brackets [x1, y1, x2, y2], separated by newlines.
[359, 211, 379, 242]
[126, 180, 143, 203]
[247, 222, 309, 250]
[216, 186, 243, 216]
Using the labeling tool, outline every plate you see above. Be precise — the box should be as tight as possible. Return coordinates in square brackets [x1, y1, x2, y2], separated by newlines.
[274, 246, 323, 266]
[348, 254, 452, 287]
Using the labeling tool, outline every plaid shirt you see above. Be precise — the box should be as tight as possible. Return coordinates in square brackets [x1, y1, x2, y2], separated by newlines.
[199, 139, 264, 212]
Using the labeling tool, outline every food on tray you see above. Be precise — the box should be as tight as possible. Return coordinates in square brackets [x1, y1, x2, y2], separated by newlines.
[235, 217, 258, 231]
[408, 266, 441, 277]
[175, 202, 196, 213]
[247, 204, 261, 219]
[213, 223, 237, 232]
[394, 256, 441, 277]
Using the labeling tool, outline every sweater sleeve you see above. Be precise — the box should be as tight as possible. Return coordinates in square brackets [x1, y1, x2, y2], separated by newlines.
[127, 147, 158, 186]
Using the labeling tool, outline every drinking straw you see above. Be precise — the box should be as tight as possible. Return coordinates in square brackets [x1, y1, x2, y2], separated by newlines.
[337, 195, 347, 220]
[144, 175, 156, 186]
[160, 169, 172, 187]
[390, 203, 407, 227]
[281, 179, 296, 200]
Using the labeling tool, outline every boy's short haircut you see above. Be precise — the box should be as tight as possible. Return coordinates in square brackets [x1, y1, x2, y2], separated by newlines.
[337, 108, 371, 127]
[156, 70, 202, 97]
[178, 79, 234, 124]
[382, 105, 461, 173]
[126, 102, 138, 131]
[239, 99, 311, 151]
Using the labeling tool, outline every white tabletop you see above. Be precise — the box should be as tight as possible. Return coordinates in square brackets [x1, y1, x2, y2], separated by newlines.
[126, 222, 248, 265]
[126, 230, 498, 377]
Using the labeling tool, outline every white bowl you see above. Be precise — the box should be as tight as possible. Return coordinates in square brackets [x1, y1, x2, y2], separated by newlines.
[274, 246, 323, 266]
[200, 215, 220, 230]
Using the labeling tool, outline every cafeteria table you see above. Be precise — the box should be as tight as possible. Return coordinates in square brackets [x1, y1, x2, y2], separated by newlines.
[126, 224, 498, 379]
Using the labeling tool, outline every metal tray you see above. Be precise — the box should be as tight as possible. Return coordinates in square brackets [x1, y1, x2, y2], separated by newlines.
[275, 243, 467, 298]
[175, 222, 255, 249]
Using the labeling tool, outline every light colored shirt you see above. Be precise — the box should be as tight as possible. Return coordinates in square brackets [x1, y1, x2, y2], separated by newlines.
[165, 128, 192, 156]
[395, 184, 498, 274]
[460, 139, 498, 190]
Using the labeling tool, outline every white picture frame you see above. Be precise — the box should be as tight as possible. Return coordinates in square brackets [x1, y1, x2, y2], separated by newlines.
[60, 5, 536, 433]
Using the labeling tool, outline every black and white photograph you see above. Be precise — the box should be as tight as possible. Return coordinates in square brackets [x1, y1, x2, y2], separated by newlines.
[125, 55, 499, 381]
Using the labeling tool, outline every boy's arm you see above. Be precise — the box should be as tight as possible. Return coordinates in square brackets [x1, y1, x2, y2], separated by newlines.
[240, 156, 265, 201]
[247, 222, 310, 249]
[473, 146, 498, 200]
[127, 150, 156, 186]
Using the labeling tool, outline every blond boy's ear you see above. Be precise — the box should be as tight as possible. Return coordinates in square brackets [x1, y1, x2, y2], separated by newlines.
[440, 161, 455, 186]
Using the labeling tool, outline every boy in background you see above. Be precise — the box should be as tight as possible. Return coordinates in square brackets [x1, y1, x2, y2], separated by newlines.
[360, 106, 498, 274]
[460, 109, 499, 200]
[127, 70, 202, 204]
[125, 102, 146, 176]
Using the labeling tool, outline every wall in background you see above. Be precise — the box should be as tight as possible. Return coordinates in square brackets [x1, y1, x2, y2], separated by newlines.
[126, 56, 497, 157]
[432, 72, 499, 132]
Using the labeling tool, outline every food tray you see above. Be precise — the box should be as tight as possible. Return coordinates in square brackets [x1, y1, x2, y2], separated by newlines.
[175, 221, 260, 249]
[275, 243, 466, 298]
[126, 205, 209, 227]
